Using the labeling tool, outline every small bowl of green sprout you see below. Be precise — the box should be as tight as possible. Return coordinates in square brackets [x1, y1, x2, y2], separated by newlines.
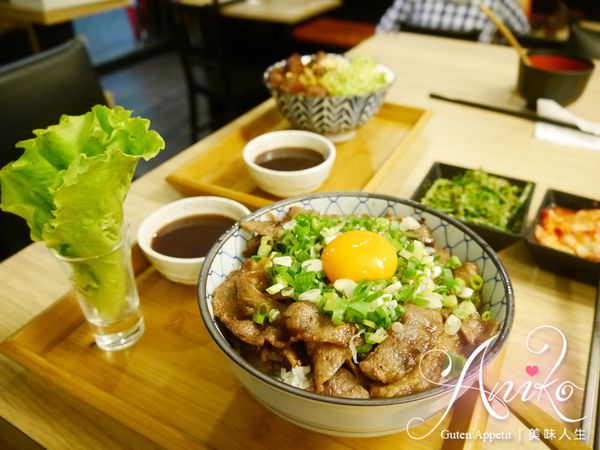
[412, 163, 535, 251]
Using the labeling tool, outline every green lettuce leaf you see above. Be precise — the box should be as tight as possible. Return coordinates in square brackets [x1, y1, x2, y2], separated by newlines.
[0, 105, 165, 318]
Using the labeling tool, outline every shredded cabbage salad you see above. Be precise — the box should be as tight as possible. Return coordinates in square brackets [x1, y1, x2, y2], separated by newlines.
[251, 213, 487, 355]
[320, 55, 389, 96]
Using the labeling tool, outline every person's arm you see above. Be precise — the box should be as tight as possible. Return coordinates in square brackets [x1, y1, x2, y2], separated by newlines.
[376, 0, 413, 33]
[479, 0, 531, 43]
[493, 0, 532, 35]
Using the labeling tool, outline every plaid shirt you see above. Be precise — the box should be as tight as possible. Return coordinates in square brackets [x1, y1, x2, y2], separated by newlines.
[376, 0, 531, 43]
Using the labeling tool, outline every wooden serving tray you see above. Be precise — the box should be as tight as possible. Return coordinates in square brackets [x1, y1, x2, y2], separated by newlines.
[0, 248, 500, 450]
[167, 102, 431, 210]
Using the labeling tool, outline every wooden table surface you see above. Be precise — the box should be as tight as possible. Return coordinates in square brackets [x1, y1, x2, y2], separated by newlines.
[1, 32, 599, 449]
[0, 0, 128, 25]
[178, 0, 341, 24]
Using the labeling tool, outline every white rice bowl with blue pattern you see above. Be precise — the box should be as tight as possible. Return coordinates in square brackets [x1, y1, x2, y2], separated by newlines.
[198, 192, 514, 437]
[264, 55, 395, 142]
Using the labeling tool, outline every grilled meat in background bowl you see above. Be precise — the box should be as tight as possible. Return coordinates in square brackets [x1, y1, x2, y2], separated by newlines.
[264, 53, 395, 142]
[198, 192, 514, 437]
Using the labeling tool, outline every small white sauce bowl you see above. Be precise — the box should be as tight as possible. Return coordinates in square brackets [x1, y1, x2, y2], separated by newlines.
[137, 196, 250, 285]
[242, 130, 336, 197]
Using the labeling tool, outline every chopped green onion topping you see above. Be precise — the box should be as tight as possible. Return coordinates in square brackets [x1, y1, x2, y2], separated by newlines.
[249, 212, 486, 332]
[458, 287, 474, 299]
[452, 277, 466, 294]
[419, 292, 443, 309]
[442, 352, 467, 379]
[266, 282, 286, 295]
[446, 255, 462, 269]
[268, 309, 280, 323]
[251, 304, 269, 325]
[298, 288, 321, 302]
[365, 328, 388, 344]
[442, 294, 458, 308]
[281, 287, 295, 297]
[272, 255, 293, 267]
[444, 314, 461, 335]
[356, 343, 373, 354]
[453, 301, 477, 320]
[362, 319, 377, 329]
[333, 278, 357, 297]
[301, 258, 323, 273]
[257, 236, 273, 258]
[470, 274, 484, 290]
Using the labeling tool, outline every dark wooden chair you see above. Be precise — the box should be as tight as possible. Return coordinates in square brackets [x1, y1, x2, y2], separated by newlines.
[566, 22, 600, 59]
[0, 37, 106, 260]
[169, 0, 267, 142]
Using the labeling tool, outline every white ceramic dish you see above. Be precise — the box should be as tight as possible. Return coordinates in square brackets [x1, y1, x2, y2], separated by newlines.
[198, 192, 514, 437]
[137, 196, 250, 285]
[242, 130, 335, 198]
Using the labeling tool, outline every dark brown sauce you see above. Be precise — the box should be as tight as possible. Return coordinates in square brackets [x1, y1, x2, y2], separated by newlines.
[255, 147, 325, 171]
[151, 214, 235, 259]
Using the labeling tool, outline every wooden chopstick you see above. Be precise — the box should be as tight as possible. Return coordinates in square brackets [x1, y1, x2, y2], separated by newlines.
[479, 3, 531, 65]
[429, 93, 599, 136]
[582, 279, 600, 449]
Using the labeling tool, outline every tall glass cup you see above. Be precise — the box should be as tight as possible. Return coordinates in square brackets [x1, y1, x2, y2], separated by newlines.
[54, 225, 144, 351]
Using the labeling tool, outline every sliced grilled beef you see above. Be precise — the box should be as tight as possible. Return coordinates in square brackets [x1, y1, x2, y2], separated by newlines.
[435, 248, 450, 265]
[284, 301, 355, 345]
[236, 269, 282, 317]
[359, 304, 443, 384]
[307, 342, 352, 392]
[213, 272, 286, 348]
[241, 220, 278, 237]
[323, 369, 369, 399]
[460, 314, 500, 348]
[243, 236, 261, 257]
[240, 344, 281, 375]
[414, 224, 435, 245]
[370, 333, 460, 398]
[282, 346, 302, 367]
[287, 206, 310, 219]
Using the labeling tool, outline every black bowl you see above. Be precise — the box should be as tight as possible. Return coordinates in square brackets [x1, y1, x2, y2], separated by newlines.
[411, 162, 535, 251]
[517, 49, 594, 109]
[525, 189, 600, 285]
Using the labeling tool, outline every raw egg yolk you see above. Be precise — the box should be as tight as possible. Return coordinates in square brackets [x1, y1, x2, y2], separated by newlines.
[321, 230, 398, 282]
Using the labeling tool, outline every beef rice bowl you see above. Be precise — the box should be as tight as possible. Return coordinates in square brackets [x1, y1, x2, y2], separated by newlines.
[198, 193, 513, 436]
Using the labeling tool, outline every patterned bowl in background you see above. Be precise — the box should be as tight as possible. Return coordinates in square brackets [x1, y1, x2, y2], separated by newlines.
[198, 192, 514, 437]
[264, 55, 395, 142]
